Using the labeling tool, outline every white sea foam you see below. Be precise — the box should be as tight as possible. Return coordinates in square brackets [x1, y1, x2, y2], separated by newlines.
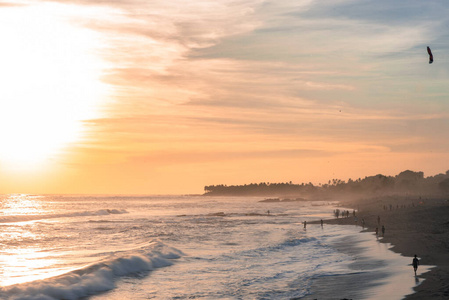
[0, 240, 182, 300]
[0, 209, 128, 223]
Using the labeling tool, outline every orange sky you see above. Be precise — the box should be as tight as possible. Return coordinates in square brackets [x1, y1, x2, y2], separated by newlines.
[1, 1, 449, 194]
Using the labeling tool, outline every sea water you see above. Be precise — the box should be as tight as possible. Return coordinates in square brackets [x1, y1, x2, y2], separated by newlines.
[0, 194, 423, 300]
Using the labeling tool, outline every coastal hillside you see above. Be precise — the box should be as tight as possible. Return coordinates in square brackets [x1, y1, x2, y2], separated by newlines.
[204, 170, 449, 198]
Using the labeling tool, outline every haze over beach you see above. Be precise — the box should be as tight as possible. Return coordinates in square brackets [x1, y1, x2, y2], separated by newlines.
[1, 0, 449, 195]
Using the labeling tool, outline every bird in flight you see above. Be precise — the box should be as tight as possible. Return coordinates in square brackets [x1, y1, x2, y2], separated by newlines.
[427, 46, 433, 64]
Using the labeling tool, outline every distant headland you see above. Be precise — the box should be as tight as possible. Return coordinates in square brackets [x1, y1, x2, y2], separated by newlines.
[203, 170, 449, 198]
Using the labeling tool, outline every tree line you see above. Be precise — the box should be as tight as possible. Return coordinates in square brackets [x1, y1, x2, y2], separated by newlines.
[204, 170, 449, 197]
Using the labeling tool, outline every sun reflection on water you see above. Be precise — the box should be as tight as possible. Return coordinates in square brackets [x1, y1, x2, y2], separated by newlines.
[0, 195, 67, 286]
[0, 248, 61, 286]
[0, 194, 44, 216]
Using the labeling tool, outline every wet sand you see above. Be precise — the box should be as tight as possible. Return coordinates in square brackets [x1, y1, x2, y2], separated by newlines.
[316, 196, 449, 299]
[299, 225, 431, 300]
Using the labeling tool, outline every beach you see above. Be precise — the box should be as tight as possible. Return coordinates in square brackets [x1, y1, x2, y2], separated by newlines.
[1, 194, 447, 300]
[317, 196, 449, 299]
[2, 195, 387, 300]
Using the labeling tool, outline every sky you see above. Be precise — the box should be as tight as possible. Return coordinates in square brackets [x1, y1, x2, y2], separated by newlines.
[1, 0, 449, 194]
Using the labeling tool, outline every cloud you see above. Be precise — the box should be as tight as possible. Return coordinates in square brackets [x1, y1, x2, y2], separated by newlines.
[304, 81, 355, 91]
[51, 0, 446, 115]
[128, 148, 332, 166]
[0, 2, 25, 6]
[19, 0, 449, 193]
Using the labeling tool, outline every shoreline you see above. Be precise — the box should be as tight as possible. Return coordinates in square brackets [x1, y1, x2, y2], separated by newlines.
[299, 225, 431, 300]
[311, 196, 449, 299]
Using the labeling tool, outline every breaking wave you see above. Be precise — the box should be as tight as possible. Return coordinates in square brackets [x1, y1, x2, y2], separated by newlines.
[0, 209, 128, 223]
[0, 240, 183, 300]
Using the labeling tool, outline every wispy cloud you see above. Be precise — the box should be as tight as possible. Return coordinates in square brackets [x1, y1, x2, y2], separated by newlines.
[72, 1, 449, 135]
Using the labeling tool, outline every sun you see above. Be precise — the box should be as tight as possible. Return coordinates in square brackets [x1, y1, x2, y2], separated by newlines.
[0, 3, 109, 170]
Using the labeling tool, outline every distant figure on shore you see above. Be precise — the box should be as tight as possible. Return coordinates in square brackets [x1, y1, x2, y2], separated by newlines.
[335, 209, 340, 218]
[362, 218, 365, 228]
[413, 255, 420, 275]
[267, 210, 270, 216]
[320, 219, 323, 227]
[304, 221, 307, 229]
[375, 227, 378, 236]
[382, 225, 385, 237]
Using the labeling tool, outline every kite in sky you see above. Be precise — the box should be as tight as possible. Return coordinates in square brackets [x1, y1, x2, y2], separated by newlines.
[427, 46, 433, 64]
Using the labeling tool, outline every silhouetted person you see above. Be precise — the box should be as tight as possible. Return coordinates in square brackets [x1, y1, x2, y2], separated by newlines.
[382, 225, 385, 237]
[320, 219, 324, 227]
[304, 221, 307, 229]
[413, 255, 419, 275]
[375, 227, 378, 236]
[361, 218, 365, 228]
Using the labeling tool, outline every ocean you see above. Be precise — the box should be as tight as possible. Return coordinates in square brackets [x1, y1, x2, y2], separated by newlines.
[0, 194, 421, 300]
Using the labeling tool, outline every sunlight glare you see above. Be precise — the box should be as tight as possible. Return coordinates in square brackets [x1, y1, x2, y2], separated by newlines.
[0, 3, 109, 170]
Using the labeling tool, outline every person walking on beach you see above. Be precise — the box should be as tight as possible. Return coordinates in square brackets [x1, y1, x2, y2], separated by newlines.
[320, 219, 323, 227]
[304, 221, 307, 229]
[413, 255, 419, 275]
[382, 225, 385, 237]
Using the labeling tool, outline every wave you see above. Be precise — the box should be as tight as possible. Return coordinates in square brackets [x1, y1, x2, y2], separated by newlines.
[0, 209, 128, 224]
[265, 237, 318, 253]
[232, 237, 318, 259]
[0, 240, 183, 300]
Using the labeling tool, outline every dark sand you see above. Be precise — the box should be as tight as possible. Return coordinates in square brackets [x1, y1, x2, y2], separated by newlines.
[312, 196, 449, 299]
